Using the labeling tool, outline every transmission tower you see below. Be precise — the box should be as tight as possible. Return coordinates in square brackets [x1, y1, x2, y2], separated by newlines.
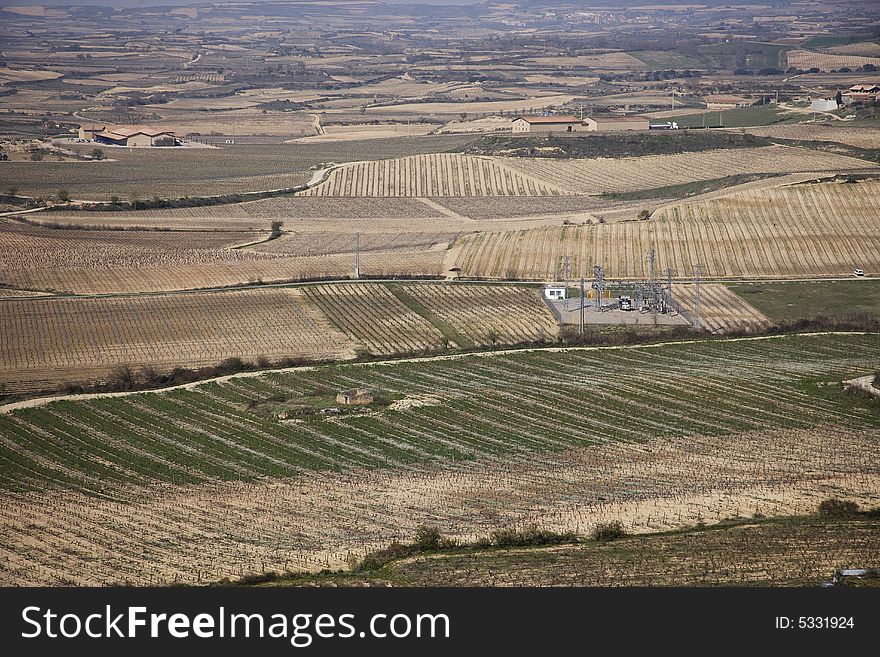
[561, 255, 572, 312]
[592, 264, 605, 311]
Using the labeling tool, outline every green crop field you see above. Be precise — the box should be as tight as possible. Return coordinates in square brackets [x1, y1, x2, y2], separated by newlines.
[2, 332, 878, 497]
[673, 105, 803, 129]
[630, 50, 704, 69]
[728, 280, 880, 322]
[2, 135, 478, 201]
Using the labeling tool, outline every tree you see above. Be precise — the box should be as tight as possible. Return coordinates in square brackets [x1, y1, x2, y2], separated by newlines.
[486, 327, 499, 347]
[30, 151, 44, 161]
[57, 189, 70, 203]
[270, 220, 283, 238]
[836, 89, 843, 107]
[90, 148, 105, 160]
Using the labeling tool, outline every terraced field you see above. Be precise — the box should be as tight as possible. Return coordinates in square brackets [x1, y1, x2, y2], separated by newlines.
[0, 289, 356, 394]
[300, 154, 572, 197]
[1, 333, 878, 585]
[450, 179, 880, 280]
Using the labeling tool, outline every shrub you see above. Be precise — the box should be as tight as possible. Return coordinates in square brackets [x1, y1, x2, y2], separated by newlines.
[108, 364, 136, 390]
[592, 521, 627, 542]
[220, 357, 245, 374]
[413, 525, 445, 551]
[873, 371, 880, 389]
[90, 148, 105, 160]
[490, 524, 577, 548]
[818, 499, 860, 517]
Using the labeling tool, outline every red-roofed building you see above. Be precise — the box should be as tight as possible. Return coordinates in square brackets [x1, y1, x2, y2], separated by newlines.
[92, 125, 177, 147]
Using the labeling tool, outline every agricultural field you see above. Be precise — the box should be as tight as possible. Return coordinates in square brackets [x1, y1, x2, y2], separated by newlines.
[0, 282, 564, 395]
[401, 283, 559, 346]
[381, 516, 879, 587]
[449, 179, 880, 280]
[672, 105, 804, 129]
[785, 49, 880, 71]
[1, 333, 878, 585]
[432, 195, 630, 221]
[672, 284, 772, 334]
[501, 146, 872, 195]
[825, 41, 880, 57]
[1, 216, 450, 293]
[727, 280, 880, 324]
[0, 136, 478, 201]
[740, 125, 880, 150]
[0, 289, 356, 394]
[39, 197, 446, 231]
[301, 283, 444, 354]
[299, 154, 572, 197]
[0, 219, 264, 272]
[252, 231, 460, 257]
[3, 247, 445, 295]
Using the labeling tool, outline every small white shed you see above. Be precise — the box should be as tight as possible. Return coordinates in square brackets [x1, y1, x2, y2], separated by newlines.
[810, 98, 839, 112]
[544, 286, 567, 300]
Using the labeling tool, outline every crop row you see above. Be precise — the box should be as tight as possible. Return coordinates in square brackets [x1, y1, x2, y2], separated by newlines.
[451, 179, 880, 280]
[2, 333, 878, 498]
[301, 154, 571, 197]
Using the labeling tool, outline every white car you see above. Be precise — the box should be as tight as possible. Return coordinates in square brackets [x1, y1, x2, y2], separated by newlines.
[853, 269, 865, 277]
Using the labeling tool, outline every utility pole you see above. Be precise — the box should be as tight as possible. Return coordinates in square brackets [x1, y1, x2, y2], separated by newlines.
[579, 278, 585, 337]
[648, 247, 657, 323]
[694, 262, 701, 331]
[561, 255, 572, 312]
[354, 232, 360, 279]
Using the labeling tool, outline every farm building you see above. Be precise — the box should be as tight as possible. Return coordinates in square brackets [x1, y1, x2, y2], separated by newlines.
[582, 116, 649, 132]
[512, 115, 584, 133]
[336, 388, 374, 405]
[844, 84, 880, 103]
[849, 84, 879, 94]
[77, 123, 106, 140]
[93, 126, 177, 147]
[703, 95, 756, 110]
